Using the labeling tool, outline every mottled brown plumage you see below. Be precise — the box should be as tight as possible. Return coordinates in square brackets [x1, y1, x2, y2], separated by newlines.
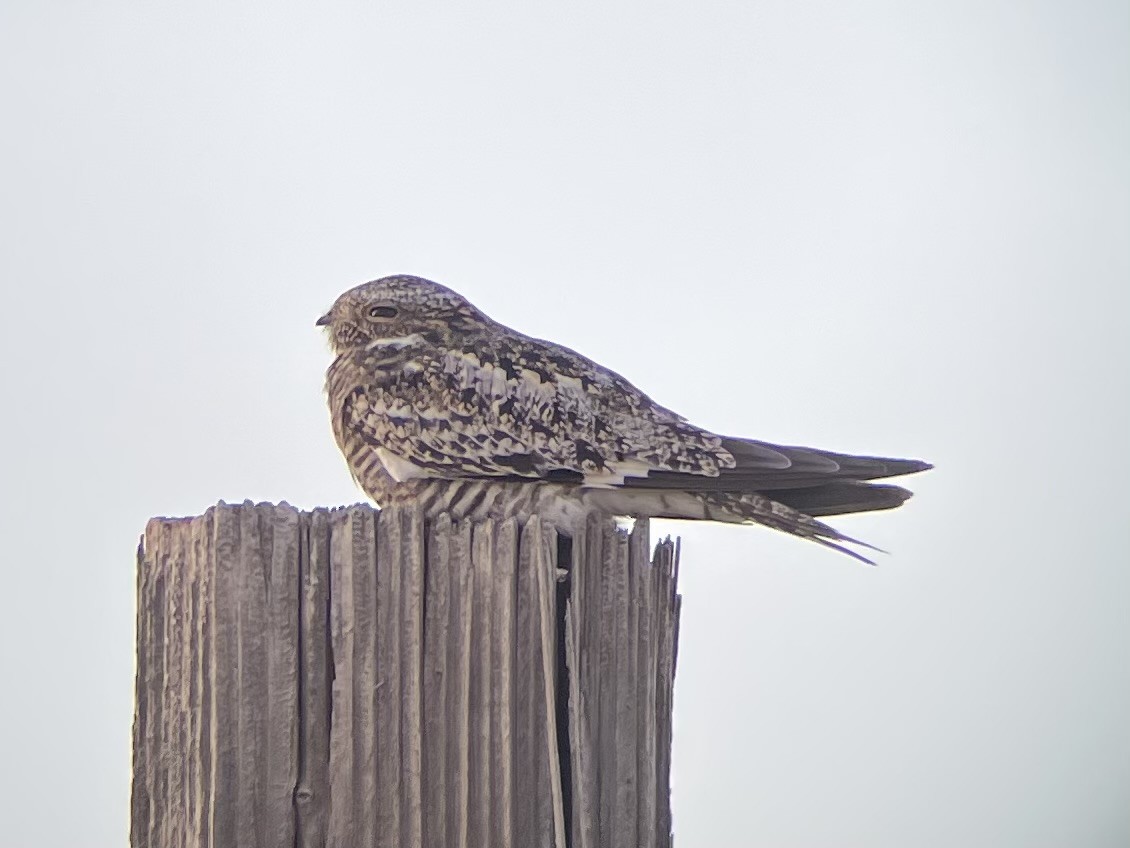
[319, 274, 931, 562]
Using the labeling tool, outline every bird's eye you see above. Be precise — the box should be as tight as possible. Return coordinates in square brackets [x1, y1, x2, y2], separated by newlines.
[367, 305, 398, 319]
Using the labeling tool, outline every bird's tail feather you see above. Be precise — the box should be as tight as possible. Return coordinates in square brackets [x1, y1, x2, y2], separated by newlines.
[769, 482, 914, 517]
[581, 488, 882, 564]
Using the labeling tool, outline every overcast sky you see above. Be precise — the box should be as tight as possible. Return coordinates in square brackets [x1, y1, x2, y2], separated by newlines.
[1, 2, 1127, 846]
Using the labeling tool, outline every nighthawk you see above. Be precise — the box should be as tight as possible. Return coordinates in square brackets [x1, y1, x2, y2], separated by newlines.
[319, 275, 930, 563]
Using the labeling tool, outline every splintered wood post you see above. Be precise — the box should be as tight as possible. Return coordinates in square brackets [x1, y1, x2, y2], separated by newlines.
[131, 501, 681, 848]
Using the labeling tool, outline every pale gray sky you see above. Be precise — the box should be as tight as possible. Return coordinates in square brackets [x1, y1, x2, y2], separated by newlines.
[1, 2, 1127, 846]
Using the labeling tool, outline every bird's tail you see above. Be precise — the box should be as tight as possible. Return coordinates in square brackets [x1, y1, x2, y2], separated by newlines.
[580, 488, 882, 564]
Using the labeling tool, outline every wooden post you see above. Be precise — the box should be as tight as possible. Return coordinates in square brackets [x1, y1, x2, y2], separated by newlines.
[131, 501, 681, 848]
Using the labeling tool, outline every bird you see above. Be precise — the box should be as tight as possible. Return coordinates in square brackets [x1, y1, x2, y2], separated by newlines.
[318, 274, 931, 563]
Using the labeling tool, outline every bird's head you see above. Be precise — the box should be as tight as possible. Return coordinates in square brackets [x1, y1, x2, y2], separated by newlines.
[317, 275, 492, 354]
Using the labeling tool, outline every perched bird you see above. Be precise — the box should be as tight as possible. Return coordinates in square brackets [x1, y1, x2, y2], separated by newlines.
[319, 275, 930, 563]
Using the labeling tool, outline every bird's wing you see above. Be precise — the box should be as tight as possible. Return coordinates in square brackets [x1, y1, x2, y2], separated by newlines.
[330, 332, 736, 484]
[628, 437, 933, 491]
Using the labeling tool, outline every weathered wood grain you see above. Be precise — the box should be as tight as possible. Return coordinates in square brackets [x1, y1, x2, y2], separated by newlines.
[296, 508, 331, 847]
[132, 501, 681, 848]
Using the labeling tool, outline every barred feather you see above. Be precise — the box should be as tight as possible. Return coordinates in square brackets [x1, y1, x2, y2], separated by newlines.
[320, 275, 931, 563]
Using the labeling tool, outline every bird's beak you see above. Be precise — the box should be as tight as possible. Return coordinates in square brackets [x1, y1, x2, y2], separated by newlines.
[315, 312, 332, 327]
